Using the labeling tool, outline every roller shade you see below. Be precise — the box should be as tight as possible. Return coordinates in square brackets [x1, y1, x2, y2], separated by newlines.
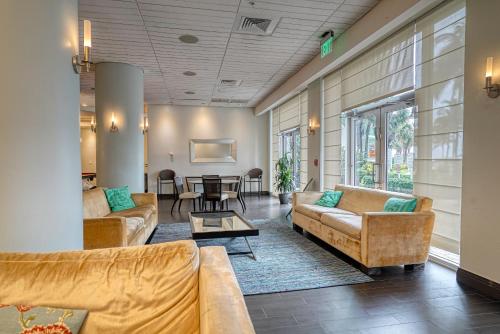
[278, 95, 301, 132]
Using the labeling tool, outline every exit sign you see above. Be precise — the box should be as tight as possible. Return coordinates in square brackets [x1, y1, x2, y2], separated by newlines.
[320, 30, 334, 59]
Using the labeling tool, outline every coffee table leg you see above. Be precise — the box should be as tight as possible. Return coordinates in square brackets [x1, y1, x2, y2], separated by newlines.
[244, 237, 256, 260]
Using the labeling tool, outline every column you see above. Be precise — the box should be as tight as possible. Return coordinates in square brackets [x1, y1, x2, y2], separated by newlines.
[0, 0, 82, 251]
[95, 62, 144, 193]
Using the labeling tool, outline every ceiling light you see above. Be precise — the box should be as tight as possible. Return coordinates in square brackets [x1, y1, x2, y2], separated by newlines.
[179, 35, 199, 44]
[183, 71, 197, 76]
[185, 91, 195, 95]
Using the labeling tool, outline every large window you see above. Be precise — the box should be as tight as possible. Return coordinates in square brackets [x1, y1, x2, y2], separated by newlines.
[279, 128, 301, 191]
[344, 95, 415, 194]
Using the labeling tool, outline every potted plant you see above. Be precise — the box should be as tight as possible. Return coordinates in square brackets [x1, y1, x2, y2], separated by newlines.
[274, 154, 295, 204]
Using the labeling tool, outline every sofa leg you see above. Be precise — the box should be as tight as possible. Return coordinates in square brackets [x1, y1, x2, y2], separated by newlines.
[404, 264, 425, 271]
[292, 223, 303, 234]
[360, 265, 381, 276]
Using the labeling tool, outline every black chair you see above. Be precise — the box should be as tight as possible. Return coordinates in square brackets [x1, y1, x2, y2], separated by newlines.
[157, 169, 176, 197]
[202, 177, 228, 211]
[244, 168, 263, 199]
[170, 176, 201, 214]
[222, 175, 246, 212]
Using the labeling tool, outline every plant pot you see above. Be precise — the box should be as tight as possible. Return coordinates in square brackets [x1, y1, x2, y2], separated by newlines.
[278, 193, 290, 204]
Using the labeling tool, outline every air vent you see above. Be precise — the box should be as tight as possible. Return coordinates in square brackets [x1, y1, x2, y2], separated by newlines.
[232, 11, 280, 36]
[211, 98, 249, 104]
[219, 79, 242, 87]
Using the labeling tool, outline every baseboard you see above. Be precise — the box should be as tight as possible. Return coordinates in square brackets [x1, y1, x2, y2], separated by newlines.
[457, 268, 500, 300]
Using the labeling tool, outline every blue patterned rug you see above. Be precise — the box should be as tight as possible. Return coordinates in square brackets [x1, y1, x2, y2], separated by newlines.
[151, 219, 372, 295]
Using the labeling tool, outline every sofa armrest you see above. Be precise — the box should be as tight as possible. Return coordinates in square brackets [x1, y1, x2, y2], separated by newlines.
[292, 191, 324, 207]
[361, 212, 435, 267]
[83, 217, 127, 250]
[131, 193, 158, 211]
[199, 247, 255, 334]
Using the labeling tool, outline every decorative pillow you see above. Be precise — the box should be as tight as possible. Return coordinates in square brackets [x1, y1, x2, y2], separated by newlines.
[0, 304, 88, 333]
[383, 197, 417, 212]
[104, 186, 136, 212]
[314, 191, 343, 208]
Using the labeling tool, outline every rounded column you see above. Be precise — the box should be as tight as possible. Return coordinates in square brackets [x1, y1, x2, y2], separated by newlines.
[95, 62, 144, 193]
[0, 0, 82, 251]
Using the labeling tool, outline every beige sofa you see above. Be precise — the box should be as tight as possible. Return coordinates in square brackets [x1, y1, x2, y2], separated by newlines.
[83, 187, 158, 249]
[0, 240, 255, 334]
[292, 184, 435, 274]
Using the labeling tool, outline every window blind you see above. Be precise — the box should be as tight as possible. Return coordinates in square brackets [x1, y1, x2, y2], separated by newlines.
[323, 70, 342, 191]
[278, 95, 301, 132]
[413, 0, 465, 254]
[299, 90, 308, 189]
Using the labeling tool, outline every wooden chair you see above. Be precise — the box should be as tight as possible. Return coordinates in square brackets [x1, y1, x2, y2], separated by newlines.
[170, 176, 201, 214]
[157, 169, 176, 196]
[244, 168, 263, 199]
[202, 177, 228, 211]
[222, 176, 246, 212]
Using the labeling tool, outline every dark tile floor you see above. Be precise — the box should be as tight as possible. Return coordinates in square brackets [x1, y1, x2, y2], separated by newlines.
[157, 194, 500, 334]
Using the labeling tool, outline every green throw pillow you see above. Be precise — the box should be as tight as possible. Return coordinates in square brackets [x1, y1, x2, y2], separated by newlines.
[383, 197, 417, 212]
[104, 186, 136, 212]
[314, 191, 343, 208]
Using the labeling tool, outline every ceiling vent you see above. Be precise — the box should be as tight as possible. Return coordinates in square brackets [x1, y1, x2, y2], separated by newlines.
[232, 11, 280, 36]
[211, 98, 249, 104]
[218, 79, 242, 88]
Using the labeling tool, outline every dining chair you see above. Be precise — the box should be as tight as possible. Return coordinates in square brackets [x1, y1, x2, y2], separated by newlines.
[244, 168, 263, 199]
[170, 176, 201, 214]
[157, 169, 176, 197]
[222, 176, 246, 212]
[202, 177, 228, 211]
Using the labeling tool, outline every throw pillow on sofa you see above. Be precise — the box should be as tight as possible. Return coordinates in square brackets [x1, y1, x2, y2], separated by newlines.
[104, 186, 136, 212]
[314, 191, 343, 208]
[383, 197, 417, 212]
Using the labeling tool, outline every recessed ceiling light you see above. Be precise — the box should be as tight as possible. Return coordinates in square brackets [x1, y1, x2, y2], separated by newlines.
[179, 34, 199, 44]
[185, 91, 195, 95]
[183, 71, 196, 76]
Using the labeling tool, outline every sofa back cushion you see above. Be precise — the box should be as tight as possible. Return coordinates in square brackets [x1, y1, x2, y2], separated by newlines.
[83, 187, 111, 218]
[0, 241, 201, 334]
[334, 184, 432, 214]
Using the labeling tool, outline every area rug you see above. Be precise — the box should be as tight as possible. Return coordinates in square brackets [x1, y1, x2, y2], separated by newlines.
[150, 219, 373, 295]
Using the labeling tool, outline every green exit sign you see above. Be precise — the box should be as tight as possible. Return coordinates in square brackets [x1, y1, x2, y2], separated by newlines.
[321, 36, 333, 58]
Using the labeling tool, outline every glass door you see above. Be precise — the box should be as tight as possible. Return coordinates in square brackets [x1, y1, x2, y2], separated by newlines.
[279, 128, 301, 191]
[352, 110, 382, 189]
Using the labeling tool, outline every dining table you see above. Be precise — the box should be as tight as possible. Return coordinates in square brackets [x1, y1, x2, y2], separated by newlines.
[187, 177, 246, 211]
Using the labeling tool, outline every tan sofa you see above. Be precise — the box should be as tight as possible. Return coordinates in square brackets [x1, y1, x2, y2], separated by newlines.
[83, 187, 158, 249]
[0, 240, 255, 334]
[292, 184, 435, 274]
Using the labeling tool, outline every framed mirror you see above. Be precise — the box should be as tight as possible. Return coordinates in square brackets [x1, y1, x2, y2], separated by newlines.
[189, 139, 237, 163]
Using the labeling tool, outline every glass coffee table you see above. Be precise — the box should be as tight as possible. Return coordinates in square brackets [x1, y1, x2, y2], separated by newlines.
[188, 210, 259, 260]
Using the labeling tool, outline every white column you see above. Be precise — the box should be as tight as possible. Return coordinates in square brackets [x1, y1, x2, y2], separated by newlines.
[95, 62, 144, 193]
[0, 0, 82, 251]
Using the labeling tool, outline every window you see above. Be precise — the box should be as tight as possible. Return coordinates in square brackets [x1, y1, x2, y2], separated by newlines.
[279, 128, 301, 191]
[344, 95, 415, 194]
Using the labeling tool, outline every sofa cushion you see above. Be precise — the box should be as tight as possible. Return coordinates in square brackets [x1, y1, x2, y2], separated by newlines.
[107, 204, 154, 221]
[104, 186, 136, 212]
[0, 241, 201, 334]
[83, 187, 111, 219]
[295, 204, 355, 221]
[314, 191, 343, 208]
[383, 197, 417, 212]
[320, 213, 362, 239]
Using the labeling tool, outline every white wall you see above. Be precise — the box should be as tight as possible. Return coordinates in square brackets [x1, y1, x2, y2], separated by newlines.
[0, 0, 82, 251]
[81, 127, 96, 173]
[460, 0, 500, 283]
[148, 105, 269, 193]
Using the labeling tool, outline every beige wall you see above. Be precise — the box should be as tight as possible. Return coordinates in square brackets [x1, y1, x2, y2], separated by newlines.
[460, 0, 500, 283]
[307, 79, 322, 191]
[81, 127, 96, 173]
[147, 105, 269, 194]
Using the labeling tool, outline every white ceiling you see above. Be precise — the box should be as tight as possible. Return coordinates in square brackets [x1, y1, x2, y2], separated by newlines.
[79, 0, 378, 108]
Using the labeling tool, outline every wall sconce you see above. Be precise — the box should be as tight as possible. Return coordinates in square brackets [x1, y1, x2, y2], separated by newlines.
[110, 112, 118, 132]
[485, 57, 499, 98]
[307, 118, 317, 135]
[73, 20, 92, 74]
[142, 115, 149, 135]
[90, 116, 96, 133]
